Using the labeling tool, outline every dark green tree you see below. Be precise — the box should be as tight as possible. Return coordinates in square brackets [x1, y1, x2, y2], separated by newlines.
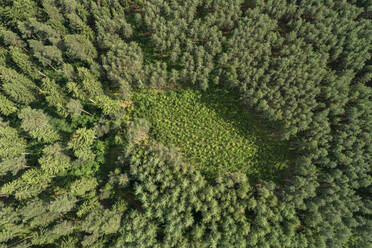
[0, 66, 38, 104]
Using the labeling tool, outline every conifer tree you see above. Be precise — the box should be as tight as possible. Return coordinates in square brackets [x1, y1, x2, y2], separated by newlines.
[41, 0, 67, 34]
[0, 0, 39, 28]
[102, 41, 144, 98]
[0, 93, 17, 116]
[18, 107, 60, 143]
[70, 177, 98, 197]
[28, 40, 63, 67]
[126, 118, 150, 146]
[9, 46, 40, 80]
[40, 77, 69, 116]
[17, 18, 61, 45]
[0, 66, 38, 104]
[0, 120, 27, 177]
[67, 127, 96, 161]
[94, 95, 122, 116]
[0, 155, 27, 177]
[90, 0, 132, 50]
[1, 143, 72, 200]
[0, 120, 27, 159]
[66, 98, 84, 116]
[0, 27, 25, 47]
[63, 34, 97, 64]
[76, 67, 104, 99]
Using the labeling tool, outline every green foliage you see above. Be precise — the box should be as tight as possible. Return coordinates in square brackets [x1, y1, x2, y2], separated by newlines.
[94, 95, 122, 116]
[0, 27, 25, 47]
[1, 168, 51, 200]
[0, 93, 17, 116]
[81, 206, 122, 235]
[28, 40, 63, 67]
[0, 0, 370, 247]
[0, 0, 39, 27]
[66, 99, 84, 116]
[0, 156, 27, 177]
[1, 144, 71, 199]
[18, 18, 61, 45]
[49, 194, 77, 214]
[0, 122, 27, 158]
[0, 47, 8, 66]
[39, 144, 71, 175]
[76, 67, 104, 99]
[41, 0, 67, 34]
[67, 127, 96, 161]
[126, 118, 150, 146]
[114, 142, 298, 247]
[102, 41, 144, 98]
[0, 121, 28, 176]
[70, 177, 98, 196]
[40, 77, 69, 116]
[0, 66, 38, 104]
[90, 0, 132, 50]
[132, 88, 289, 179]
[63, 34, 97, 63]
[18, 107, 60, 143]
[9, 46, 40, 80]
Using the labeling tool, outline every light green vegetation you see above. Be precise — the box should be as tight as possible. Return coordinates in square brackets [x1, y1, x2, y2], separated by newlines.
[131, 87, 289, 180]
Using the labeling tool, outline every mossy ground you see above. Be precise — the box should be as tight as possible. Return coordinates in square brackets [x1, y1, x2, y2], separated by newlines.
[130, 87, 289, 181]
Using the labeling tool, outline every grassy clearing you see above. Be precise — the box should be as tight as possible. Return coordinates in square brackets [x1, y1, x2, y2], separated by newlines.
[130, 87, 289, 181]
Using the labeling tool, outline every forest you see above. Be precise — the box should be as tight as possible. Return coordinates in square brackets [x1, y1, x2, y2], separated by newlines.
[0, 0, 371, 247]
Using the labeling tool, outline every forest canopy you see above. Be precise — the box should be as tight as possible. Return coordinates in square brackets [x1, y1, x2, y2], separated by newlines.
[0, 0, 371, 248]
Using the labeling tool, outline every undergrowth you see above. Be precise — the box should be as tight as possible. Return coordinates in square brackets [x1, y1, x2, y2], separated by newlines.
[130, 87, 289, 181]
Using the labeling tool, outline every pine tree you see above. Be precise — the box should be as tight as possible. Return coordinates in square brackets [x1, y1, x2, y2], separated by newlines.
[1, 168, 51, 200]
[40, 77, 69, 116]
[0, 155, 28, 177]
[38, 143, 71, 175]
[63, 34, 97, 64]
[70, 177, 98, 197]
[0, 0, 39, 28]
[41, 0, 67, 34]
[66, 98, 84, 116]
[28, 40, 63, 67]
[17, 18, 61, 45]
[76, 67, 104, 99]
[18, 107, 60, 143]
[0, 121, 27, 176]
[1, 143, 71, 200]
[9, 46, 40, 80]
[102, 41, 144, 98]
[0, 121, 27, 159]
[0, 66, 38, 104]
[0, 93, 17, 115]
[94, 95, 122, 116]
[0, 27, 25, 47]
[67, 127, 96, 161]
[80, 205, 122, 246]
[90, 0, 132, 50]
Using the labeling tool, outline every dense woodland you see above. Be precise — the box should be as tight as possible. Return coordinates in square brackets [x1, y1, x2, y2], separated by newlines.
[0, 0, 371, 247]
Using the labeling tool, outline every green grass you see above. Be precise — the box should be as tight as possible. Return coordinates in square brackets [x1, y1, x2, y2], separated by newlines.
[130, 87, 289, 181]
